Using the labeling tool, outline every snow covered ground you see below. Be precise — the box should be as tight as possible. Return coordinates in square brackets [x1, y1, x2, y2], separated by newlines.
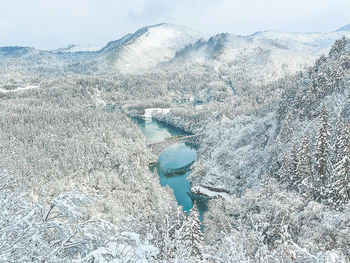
[143, 108, 172, 119]
[0, 85, 38, 93]
[99, 23, 205, 74]
[191, 186, 230, 199]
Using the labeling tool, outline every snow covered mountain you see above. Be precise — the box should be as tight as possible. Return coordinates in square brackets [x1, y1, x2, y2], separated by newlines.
[0, 46, 36, 57]
[53, 44, 101, 53]
[0, 45, 91, 76]
[168, 28, 350, 84]
[1, 23, 350, 82]
[337, 24, 350, 32]
[96, 23, 204, 74]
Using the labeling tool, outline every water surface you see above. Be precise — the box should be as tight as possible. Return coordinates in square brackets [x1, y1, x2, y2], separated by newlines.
[132, 117, 208, 217]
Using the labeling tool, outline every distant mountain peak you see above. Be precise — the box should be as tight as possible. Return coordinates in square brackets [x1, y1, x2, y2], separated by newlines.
[99, 23, 204, 74]
[336, 24, 350, 32]
[53, 44, 101, 53]
[141, 23, 192, 29]
[102, 23, 202, 52]
[0, 46, 35, 57]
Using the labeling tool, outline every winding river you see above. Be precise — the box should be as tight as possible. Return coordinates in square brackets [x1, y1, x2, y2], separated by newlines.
[132, 117, 208, 218]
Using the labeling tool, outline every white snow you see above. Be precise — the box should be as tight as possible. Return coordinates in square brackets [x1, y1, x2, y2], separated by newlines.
[108, 23, 204, 74]
[171, 29, 350, 85]
[143, 108, 171, 119]
[0, 85, 38, 93]
[191, 186, 230, 199]
[84, 235, 159, 263]
[53, 44, 101, 53]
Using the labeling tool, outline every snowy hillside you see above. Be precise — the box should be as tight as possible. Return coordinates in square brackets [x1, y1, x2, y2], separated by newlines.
[168, 37, 350, 198]
[2, 23, 350, 82]
[97, 23, 204, 74]
[0, 45, 91, 76]
[1, 23, 350, 262]
[169, 28, 350, 85]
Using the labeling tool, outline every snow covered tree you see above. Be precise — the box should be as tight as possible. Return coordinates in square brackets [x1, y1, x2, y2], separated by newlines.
[154, 206, 186, 261]
[281, 142, 299, 190]
[329, 37, 348, 59]
[333, 116, 346, 162]
[299, 84, 318, 119]
[181, 202, 203, 261]
[329, 119, 350, 208]
[314, 106, 331, 201]
[278, 111, 294, 143]
[296, 135, 313, 195]
[205, 236, 250, 263]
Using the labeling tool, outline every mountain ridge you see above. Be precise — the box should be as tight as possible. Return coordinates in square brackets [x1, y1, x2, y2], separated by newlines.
[2, 22, 350, 52]
[1, 23, 350, 80]
[336, 23, 350, 32]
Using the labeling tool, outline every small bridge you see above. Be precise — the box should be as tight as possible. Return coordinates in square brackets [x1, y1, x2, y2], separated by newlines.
[147, 134, 206, 155]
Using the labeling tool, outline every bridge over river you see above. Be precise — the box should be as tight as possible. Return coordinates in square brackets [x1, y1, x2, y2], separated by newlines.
[147, 134, 206, 156]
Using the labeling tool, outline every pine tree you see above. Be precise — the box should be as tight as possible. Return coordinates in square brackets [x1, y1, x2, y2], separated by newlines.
[285, 143, 299, 190]
[296, 135, 313, 194]
[314, 106, 331, 202]
[181, 202, 204, 261]
[278, 152, 291, 182]
[329, 37, 347, 59]
[333, 116, 345, 163]
[313, 55, 327, 73]
[329, 119, 350, 208]
[300, 85, 317, 119]
[279, 111, 294, 143]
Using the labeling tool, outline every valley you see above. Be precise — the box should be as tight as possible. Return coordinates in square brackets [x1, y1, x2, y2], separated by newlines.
[1, 22, 350, 262]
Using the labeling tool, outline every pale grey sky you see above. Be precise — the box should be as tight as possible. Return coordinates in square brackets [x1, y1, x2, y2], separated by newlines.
[0, 0, 349, 49]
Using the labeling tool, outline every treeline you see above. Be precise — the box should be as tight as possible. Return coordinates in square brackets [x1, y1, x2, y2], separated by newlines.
[280, 107, 350, 209]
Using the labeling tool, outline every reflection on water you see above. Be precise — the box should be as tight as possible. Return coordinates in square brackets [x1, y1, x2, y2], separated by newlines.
[158, 143, 196, 169]
[133, 117, 173, 143]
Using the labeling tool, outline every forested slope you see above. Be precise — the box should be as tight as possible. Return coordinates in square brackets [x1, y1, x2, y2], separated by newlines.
[1, 24, 350, 262]
[192, 37, 350, 262]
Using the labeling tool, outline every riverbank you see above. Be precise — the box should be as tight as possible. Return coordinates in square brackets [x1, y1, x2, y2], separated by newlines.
[131, 109, 238, 219]
[141, 109, 234, 198]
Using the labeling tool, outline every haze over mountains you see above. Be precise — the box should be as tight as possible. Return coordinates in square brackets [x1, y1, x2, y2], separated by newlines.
[1, 23, 350, 81]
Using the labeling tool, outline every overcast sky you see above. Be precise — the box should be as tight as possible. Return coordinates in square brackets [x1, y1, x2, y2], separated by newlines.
[0, 0, 349, 49]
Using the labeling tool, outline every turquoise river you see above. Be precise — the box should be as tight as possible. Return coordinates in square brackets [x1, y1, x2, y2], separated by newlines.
[132, 117, 208, 218]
